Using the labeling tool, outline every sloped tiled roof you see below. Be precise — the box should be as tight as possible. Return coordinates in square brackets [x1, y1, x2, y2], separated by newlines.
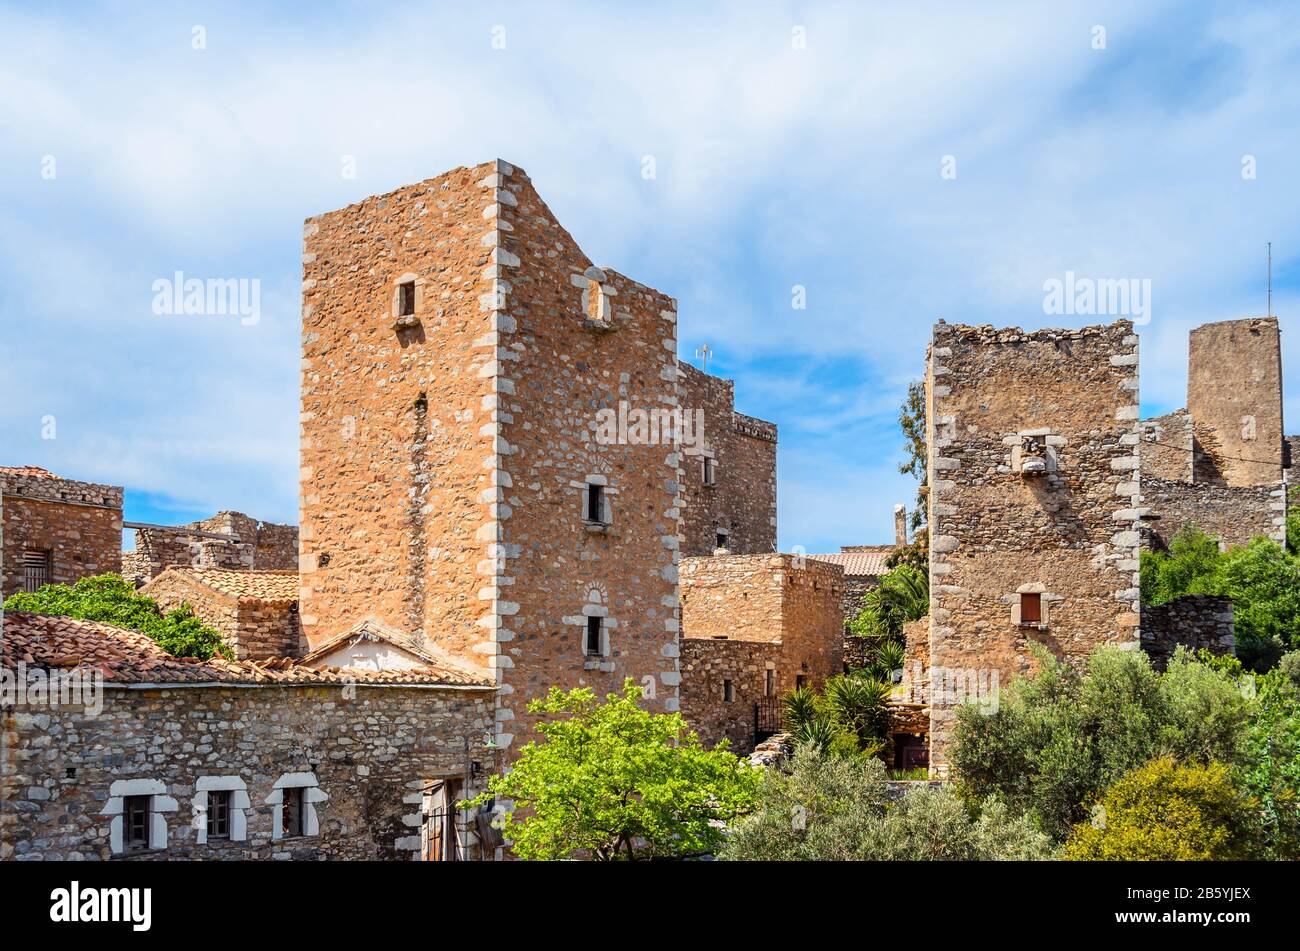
[147, 567, 301, 605]
[1, 612, 495, 688]
[300, 617, 448, 667]
[0, 466, 57, 479]
[806, 548, 893, 578]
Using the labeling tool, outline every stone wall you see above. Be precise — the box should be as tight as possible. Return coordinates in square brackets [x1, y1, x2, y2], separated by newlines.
[300, 160, 681, 758]
[1, 684, 495, 861]
[1140, 475, 1284, 549]
[1, 469, 123, 598]
[141, 570, 301, 661]
[679, 638, 782, 752]
[678, 362, 777, 557]
[1138, 410, 1193, 482]
[1187, 317, 1284, 487]
[679, 553, 843, 751]
[124, 511, 298, 586]
[926, 321, 1142, 774]
[1141, 594, 1235, 671]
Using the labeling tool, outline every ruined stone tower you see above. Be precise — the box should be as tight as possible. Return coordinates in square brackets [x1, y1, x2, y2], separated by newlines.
[1187, 317, 1284, 487]
[299, 160, 683, 754]
[926, 321, 1143, 772]
[1139, 317, 1287, 549]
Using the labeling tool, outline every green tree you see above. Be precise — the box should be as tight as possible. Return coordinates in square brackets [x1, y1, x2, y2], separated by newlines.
[463, 680, 759, 860]
[1064, 758, 1254, 861]
[847, 563, 928, 641]
[898, 379, 927, 534]
[950, 646, 1250, 840]
[4, 573, 232, 660]
[1141, 528, 1300, 669]
[720, 745, 1054, 860]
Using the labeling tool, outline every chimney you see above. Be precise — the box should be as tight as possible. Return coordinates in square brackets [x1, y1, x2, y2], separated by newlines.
[893, 503, 907, 547]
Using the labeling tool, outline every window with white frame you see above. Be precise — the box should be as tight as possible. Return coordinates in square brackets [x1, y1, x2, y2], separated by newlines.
[101, 778, 179, 855]
[585, 616, 602, 657]
[193, 776, 251, 845]
[266, 772, 328, 840]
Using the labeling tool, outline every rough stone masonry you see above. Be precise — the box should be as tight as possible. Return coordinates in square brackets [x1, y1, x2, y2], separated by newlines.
[926, 321, 1143, 773]
[298, 160, 776, 759]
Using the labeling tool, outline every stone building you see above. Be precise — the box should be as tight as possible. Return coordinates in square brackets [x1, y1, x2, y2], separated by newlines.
[0, 611, 497, 861]
[1139, 317, 1289, 549]
[678, 553, 843, 752]
[677, 362, 777, 557]
[300, 159, 761, 757]
[925, 321, 1143, 773]
[1, 466, 123, 599]
[140, 567, 302, 661]
[122, 510, 299, 586]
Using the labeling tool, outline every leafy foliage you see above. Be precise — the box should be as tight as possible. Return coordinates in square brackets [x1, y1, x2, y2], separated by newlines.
[897, 379, 927, 533]
[463, 680, 759, 860]
[4, 573, 232, 660]
[1064, 758, 1254, 861]
[783, 666, 893, 759]
[1141, 527, 1300, 670]
[950, 645, 1251, 840]
[847, 563, 928, 641]
[1236, 657, 1300, 859]
[720, 745, 1055, 861]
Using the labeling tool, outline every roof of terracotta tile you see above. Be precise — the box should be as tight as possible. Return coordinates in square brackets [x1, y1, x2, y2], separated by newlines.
[0, 466, 57, 479]
[146, 567, 301, 605]
[1, 612, 495, 688]
[806, 549, 893, 578]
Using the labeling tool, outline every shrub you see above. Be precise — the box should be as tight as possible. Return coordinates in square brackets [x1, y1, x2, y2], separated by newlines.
[4, 573, 232, 660]
[720, 746, 1055, 861]
[950, 645, 1250, 840]
[1064, 758, 1254, 861]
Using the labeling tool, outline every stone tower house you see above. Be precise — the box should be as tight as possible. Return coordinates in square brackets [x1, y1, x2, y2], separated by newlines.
[1187, 317, 1284, 487]
[1139, 317, 1288, 549]
[299, 160, 684, 754]
[925, 321, 1143, 772]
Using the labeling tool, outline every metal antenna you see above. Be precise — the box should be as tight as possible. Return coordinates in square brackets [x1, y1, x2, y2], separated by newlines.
[694, 343, 711, 373]
[1268, 242, 1273, 318]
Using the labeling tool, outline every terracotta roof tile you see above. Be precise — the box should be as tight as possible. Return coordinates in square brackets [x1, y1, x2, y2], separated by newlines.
[806, 549, 893, 578]
[150, 567, 301, 604]
[1, 612, 495, 688]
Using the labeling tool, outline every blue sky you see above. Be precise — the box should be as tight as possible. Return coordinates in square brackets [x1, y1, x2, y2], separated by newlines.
[3, 1, 1299, 554]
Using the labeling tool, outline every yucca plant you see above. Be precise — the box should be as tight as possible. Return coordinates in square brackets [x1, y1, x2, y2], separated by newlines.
[783, 686, 818, 732]
[868, 638, 907, 682]
[791, 714, 840, 755]
[824, 674, 893, 749]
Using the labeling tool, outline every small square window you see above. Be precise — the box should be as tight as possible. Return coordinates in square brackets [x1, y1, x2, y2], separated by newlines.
[586, 484, 605, 523]
[715, 533, 728, 550]
[124, 795, 151, 852]
[723, 679, 734, 702]
[702, 456, 716, 486]
[585, 616, 602, 656]
[207, 790, 231, 840]
[283, 787, 305, 838]
[398, 281, 415, 317]
[1020, 592, 1042, 624]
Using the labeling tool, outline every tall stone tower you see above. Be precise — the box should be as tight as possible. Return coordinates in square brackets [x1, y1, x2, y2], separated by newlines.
[1187, 317, 1284, 487]
[926, 321, 1143, 773]
[299, 160, 682, 755]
